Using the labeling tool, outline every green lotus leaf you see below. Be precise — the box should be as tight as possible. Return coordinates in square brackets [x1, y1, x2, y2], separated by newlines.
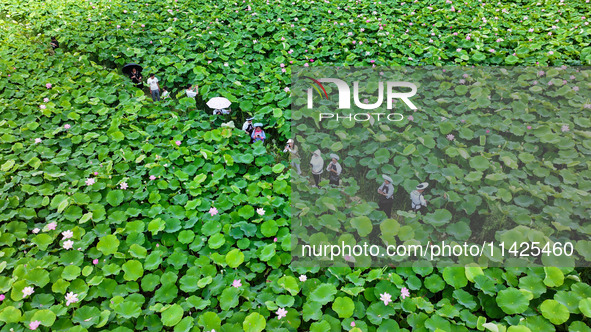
[97, 234, 120, 256]
[332, 297, 355, 318]
[496, 288, 530, 315]
[540, 299, 569, 325]
[243, 312, 266, 332]
[309, 283, 337, 305]
[161, 304, 184, 327]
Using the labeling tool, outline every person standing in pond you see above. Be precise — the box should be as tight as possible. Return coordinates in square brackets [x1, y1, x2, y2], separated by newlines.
[185, 84, 198, 107]
[377, 175, 395, 218]
[326, 153, 342, 186]
[146, 73, 161, 101]
[242, 117, 254, 137]
[284, 139, 301, 175]
[161, 87, 170, 100]
[310, 149, 323, 187]
[130, 68, 143, 89]
[50, 37, 59, 50]
[410, 183, 428, 213]
[251, 123, 266, 142]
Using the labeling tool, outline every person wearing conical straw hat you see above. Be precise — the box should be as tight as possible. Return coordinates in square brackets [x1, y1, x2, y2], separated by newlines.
[377, 175, 395, 218]
[310, 149, 324, 187]
[283, 139, 301, 175]
[411, 182, 428, 213]
[326, 153, 342, 186]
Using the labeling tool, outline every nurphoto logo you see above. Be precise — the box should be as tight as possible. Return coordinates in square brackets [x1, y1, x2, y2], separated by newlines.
[305, 76, 417, 122]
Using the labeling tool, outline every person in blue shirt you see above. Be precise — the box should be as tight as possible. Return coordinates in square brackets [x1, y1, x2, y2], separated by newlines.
[251, 123, 266, 142]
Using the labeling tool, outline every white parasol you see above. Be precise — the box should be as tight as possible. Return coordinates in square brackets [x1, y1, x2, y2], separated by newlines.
[206, 97, 231, 109]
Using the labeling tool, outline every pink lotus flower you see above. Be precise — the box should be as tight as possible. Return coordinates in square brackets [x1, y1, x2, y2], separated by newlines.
[120, 182, 128, 190]
[276, 308, 288, 320]
[175, 140, 181, 146]
[149, 175, 156, 180]
[284, 87, 290, 92]
[86, 178, 95, 186]
[29, 320, 41, 330]
[209, 207, 218, 216]
[32, 228, 40, 234]
[257, 208, 265, 216]
[64, 124, 71, 129]
[461, 119, 465, 123]
[527, 126, 532, 130]
[65, 292, 79, 306]
[0, 294, 4, 301]
[299, 275, 307, 282]
[93, 259, 99, 265]
[407, 115, 414, 121]
[39, 105, 46, 109]
[63, 240, 74, 250]
[47, 222, 57, 231]
[380, 292, 392, 306]
[44, 97, 49, 103]
[62, 230, 74, 239]
[22, 286, 35, 297]
[401, 287, 410, 299]
[561, 125, 570, 132]
[274, 237, 278, 242]
[446, 134, 455, 141]
[232, 279, 242, 288]
[46, 83, 52, 89]
[34, 138, 42, 144]
[485, 129, 490, 134]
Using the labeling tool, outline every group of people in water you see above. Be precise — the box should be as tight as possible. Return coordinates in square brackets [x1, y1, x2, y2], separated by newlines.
[285, 139, 429, 218]
[126, 67, 267, 143]
[129, 70, 171, 101]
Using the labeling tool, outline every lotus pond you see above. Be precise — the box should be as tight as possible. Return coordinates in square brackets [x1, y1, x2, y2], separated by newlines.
[0, 0, 590, 331]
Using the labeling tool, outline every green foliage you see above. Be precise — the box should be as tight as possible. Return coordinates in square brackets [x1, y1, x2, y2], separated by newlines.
[0, 0, 590, 331]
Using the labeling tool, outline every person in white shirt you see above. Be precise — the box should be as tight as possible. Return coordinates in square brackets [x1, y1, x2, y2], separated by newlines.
[283, 139, 301, 175]
[326, 153, 342, 186]
[410, 183, 428, 213]
[185, 84, 198, 98]
[310, 149, 323, 187]
[161, 87, 170, 100]
[242, 117, 254, 137]
[146, 73, 161, 101]
[377, 175, 395, 218]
